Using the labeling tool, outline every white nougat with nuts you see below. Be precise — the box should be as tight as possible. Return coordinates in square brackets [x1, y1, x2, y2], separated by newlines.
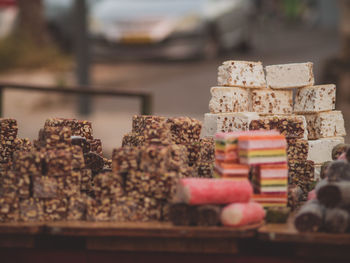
[265, 62, 314, 89]
[217, 61, 266, 88]
[307, 137, 345, 164]
[209, 86, 250, 113]
[304, 111, 346, 140]
[202, 112, 259, 137]
[294, 84, 336, 113]
[249, 89, 293, 114]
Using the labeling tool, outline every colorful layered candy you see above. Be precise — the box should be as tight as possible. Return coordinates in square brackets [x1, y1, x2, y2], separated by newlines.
[238, 134, 287, 165]
[251, 164, 288, 207]
[214, 163, 249, 179]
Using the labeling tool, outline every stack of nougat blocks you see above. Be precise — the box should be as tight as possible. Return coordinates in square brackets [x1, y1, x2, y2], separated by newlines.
[203, 60, 346, 207]
[111, 115, 214, 222]
[0, 118, 110, 222]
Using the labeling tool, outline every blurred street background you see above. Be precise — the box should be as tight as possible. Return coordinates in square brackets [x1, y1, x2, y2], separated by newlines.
[0, 0, 348, 156]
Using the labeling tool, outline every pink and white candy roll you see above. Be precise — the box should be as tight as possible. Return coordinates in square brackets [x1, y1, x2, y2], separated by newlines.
[174, 178, 252, 205]
[221, 202, 265, 227]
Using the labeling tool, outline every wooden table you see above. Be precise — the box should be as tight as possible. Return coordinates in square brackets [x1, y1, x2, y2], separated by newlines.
[0, 220, 349, 263]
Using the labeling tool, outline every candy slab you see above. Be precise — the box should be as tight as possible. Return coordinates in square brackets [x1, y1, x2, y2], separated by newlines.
[265, 62, 314, 89]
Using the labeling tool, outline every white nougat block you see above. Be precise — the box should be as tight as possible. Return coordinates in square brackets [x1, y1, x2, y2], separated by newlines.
[203, 112, 259, 137]
[217, 61, 266, 88]
[249, 89, 293, 114]
[307, 137, 345, 164]
[294, 84, 336, 113]
[265, 62, 314, 89]
[304, 111, 346, 140]
[209, 86, 249, 113]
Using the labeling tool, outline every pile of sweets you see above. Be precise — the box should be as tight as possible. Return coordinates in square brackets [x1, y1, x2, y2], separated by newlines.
[294, 147, 350, 234]
[121, 115, 215, 179]
[0, 117, 112, 222]
[110, 115, 216, 222]
[214, 130, 289, 208]
[202, 60, 347, 209]
[168, 178, 265, 227]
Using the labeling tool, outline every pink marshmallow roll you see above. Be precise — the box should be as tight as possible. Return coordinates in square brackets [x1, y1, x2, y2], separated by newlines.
[221, 202, 265, 227]
[173, 178, 252, 205]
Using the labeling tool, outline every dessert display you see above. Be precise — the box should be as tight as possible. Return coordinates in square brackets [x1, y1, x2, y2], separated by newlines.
[0, 59, 348, 244]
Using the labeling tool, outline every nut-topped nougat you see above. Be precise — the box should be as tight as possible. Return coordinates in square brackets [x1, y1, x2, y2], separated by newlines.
[209, 86, 250, 113]
[294, 84, 336, 113]
[203, 112, 259, 137]
[249, 89, 293, 114]
[265, 62, 314, 89]
[217, 61, 266, 88]
[303, 111, 346, 140]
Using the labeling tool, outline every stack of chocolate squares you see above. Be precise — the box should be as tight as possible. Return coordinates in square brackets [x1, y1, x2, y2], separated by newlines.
[122, 115, 214, 178]
[110, 115, 214, 222]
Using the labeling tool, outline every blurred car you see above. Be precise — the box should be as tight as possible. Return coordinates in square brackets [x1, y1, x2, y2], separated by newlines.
[90, 0, 255, 59]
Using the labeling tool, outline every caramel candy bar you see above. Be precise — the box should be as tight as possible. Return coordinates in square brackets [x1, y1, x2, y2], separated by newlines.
[199, 137, 215, 162]
[33, 175, 59, 198]
[86, 197, 111, 222]
[289, 160, 315, 200]
[265, 62, 314, 89]
[286, 139, 308, 162]
[14, 138, 32, 152]
[209, 87, 250, 113]
[38, 126, 72, 149]
[12, 151, 42, 175]
[111, 196, 162, 222]
[0, 196, 19, 222]
[167, 117, 202, 144]
[110, 196, 140, 222]
[19, 198, 44, 222]
[249, 115, 307, 139]
[139, 145, 188, 173]
[122, 132, 145, 147]
[89, 138, 103, 155]
[131, 115, 167, 135]
[125, 170, 178, 200]
[67, 194, 88, 221]
[0, 170, 30, 199]
[93, 171, 124, 200]
[63, 170, 81, 197]
[43, 198, 68, 221]
[45, 118, 93, 140]
[142, 121, 173, 146]
[71, 135, 91, 153]
[217, 61, 266, 88]
[304, 111, 346, 139]
[84, 152, 104, 174]
[0, 118, 18, 138]
[294, 84, 336, 113]
[249, 89, 293, 114]
[44, 149, 73, 176]
[197, 162, 214, 178]
[185, 143, 201, 167]
[112, 146, 140, 174]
